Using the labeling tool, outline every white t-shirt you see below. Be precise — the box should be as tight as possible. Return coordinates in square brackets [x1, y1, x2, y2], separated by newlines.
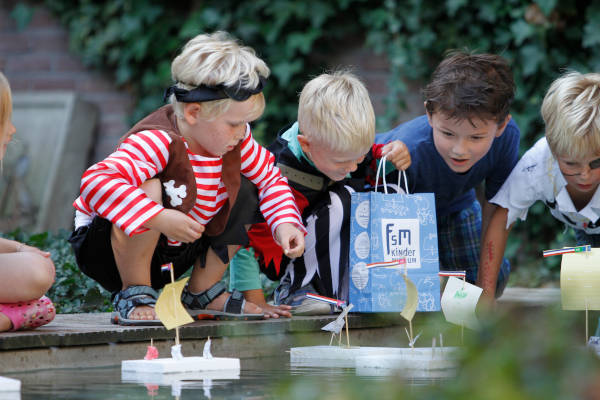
[491, 137, 600, 233]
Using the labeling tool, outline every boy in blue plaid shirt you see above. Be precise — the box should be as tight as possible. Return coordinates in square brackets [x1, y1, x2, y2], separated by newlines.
[376, 51, 521, 298]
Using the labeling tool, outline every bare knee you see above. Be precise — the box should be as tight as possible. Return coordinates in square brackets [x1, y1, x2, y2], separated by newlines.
[22, 254, 55, 299]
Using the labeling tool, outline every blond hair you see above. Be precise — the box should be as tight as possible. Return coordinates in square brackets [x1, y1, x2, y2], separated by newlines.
[170, 31, 270, 120]
[298, 71, 375, 153]
[542, 71, 600, 159]
[0, 72, 11, 160]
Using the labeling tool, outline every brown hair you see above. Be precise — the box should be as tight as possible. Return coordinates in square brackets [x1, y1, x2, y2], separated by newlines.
[423, 51, 515, 125]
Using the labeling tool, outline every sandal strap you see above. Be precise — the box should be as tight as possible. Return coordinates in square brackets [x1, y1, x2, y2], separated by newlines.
[181, 281, 227, 310]
[113, 285, 159, 319]
[223, 290, 245, 314]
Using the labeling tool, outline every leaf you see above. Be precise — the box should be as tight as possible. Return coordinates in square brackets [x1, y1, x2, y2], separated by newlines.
[582, 4, 600, 48]
[510, 19, 535, 46]
[520, 44, 545, 76]
[446, 0, 468, 17]
[10, 3, 34, 31]
[534, 0, 557, 16]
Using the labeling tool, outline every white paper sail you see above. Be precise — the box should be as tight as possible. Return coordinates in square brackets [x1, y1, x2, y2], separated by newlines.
[441, 276, 482, 330]
[203, 337, 213, 359]
[560, 248, 600, 310]
[321, 304, 354, 334]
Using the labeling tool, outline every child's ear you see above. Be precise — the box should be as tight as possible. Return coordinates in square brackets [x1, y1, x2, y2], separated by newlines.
[495, 114, 512, 137]
[182, 103, 202, 125]
[297, 134, 311, 153]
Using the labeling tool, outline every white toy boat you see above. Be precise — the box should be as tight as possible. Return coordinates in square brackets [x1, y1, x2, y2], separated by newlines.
[121, 264, 240, 375]
[0, 376, 20, 400]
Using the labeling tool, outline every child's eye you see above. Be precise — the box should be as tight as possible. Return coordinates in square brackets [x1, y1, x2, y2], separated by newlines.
[442, 131, 454, 137]
[471, 136, 485, 141]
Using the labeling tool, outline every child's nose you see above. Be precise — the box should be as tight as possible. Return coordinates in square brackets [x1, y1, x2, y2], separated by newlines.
[452, 140, 466, 156]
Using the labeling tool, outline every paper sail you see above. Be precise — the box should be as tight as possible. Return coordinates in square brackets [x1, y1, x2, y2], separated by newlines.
[441, 277, 482, 330]
[155, 277, 194, 330]
[560, 248, 600, 310]
[400, 274, 418, 321]
[321, 304, 355, 334]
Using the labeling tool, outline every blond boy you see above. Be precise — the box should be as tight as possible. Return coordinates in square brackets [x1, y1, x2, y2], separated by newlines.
[69, 32, 306, 324]
[230, 71, 409, 315]
[477, 72, 600, 302]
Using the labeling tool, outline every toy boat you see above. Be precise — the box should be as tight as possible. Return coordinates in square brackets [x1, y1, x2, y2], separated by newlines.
[121, 264, 240, 375]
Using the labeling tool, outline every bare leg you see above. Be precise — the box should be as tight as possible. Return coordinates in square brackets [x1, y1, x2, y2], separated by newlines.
[0, 249, 55, 332]
[0, 252, 54, 302]
[187, 245, 262, 314]
[110, 178, 161, 320]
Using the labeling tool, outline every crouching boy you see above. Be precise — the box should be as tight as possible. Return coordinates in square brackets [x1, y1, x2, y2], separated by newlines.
[69, 32, 306, 325]
[229, 71, 410, 315]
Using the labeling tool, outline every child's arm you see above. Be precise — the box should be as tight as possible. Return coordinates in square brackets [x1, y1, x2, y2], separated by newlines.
[74, 130, 172, 237]
[0, 237, 50, 258]
[476, 206, 512, 305]
[239, 126, 306, 243]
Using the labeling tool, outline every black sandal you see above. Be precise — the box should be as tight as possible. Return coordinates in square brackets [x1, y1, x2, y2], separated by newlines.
[181, 281, 264, 320]
[111, 285, 163, 326]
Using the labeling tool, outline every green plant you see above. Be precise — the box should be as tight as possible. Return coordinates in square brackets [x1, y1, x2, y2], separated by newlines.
[1, 230, 111, 313]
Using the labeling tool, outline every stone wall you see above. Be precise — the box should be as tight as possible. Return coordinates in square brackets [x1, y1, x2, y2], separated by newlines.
[0, 1, 133, 162]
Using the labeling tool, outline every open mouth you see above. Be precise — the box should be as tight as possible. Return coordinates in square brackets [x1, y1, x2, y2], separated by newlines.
[450, 157, 469, 166]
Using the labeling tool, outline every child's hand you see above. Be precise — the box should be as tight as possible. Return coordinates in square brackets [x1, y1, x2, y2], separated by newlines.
[274, 223, 305, 258]
[382, 140, 411, 171]
[261, 303, 292, 319]
[146, 209, 205, 243]
[16, 243, 51, 258]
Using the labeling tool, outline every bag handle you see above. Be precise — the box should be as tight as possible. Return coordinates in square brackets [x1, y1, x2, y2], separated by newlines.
[375, 154, 409, 194]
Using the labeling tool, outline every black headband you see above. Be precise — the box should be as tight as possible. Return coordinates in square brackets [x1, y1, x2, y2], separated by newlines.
[163, 75, 267, 103]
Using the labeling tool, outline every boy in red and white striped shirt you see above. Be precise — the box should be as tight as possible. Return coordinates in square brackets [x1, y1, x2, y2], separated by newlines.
[69, 32, 306, 325]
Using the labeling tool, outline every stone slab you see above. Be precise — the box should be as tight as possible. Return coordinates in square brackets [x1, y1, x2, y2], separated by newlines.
[0, 91, 97, 232]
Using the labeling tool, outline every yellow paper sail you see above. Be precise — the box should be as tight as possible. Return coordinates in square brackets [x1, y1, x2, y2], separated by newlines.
[400, 274, 418, 321]
[155, 277, 194, 330]
[561, 248, 600, 310]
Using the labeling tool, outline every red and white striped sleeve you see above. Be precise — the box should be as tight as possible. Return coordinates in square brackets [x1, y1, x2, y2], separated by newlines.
[73, 130, 171, 236]
[239, 125, 306, 236]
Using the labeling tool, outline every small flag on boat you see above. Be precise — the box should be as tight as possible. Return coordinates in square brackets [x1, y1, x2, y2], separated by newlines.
[438, 271, 467, 278]
[305, 293, 346, 307]
[366, 259, 406, 269]
[161, 263, 173, 272]
[543, 245, 591, 257]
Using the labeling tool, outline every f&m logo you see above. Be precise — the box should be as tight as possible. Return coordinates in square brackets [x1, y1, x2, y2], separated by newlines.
[380, 218, 421, 268]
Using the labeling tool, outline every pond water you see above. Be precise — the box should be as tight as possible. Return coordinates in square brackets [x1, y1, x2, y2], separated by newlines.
[6, 355, 448, 399]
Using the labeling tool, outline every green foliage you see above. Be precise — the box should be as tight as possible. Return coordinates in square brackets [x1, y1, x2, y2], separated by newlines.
[41, 0, 600, 286]
[2, 230, 111, 313]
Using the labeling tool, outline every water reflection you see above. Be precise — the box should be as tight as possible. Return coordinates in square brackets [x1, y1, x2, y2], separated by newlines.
[8, 355, 449, 399]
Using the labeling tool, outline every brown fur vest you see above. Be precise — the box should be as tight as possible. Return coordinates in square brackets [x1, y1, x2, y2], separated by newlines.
[120, 105, 241, 236]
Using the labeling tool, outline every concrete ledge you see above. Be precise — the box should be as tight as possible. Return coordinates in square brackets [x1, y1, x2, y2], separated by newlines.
[498, 287, 561, 307]
[0, 312, 404, 351]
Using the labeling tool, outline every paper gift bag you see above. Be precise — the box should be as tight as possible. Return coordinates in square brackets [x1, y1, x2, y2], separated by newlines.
[348, 164, 441, 313]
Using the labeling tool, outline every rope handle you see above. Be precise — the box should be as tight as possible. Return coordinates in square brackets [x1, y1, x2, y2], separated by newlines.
[374, 153, 409, 194]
